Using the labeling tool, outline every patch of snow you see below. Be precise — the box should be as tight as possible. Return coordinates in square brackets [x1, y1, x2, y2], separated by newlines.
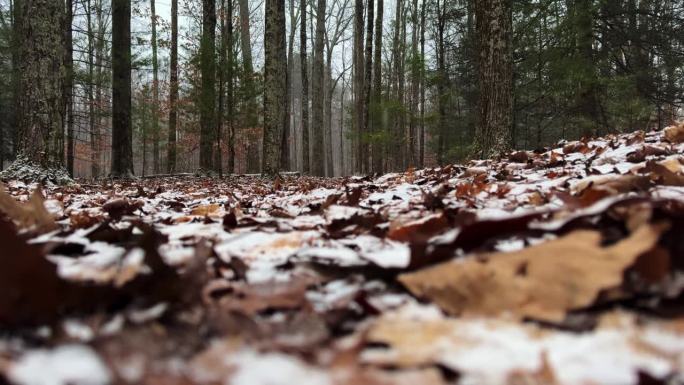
[9, 344, 111, 385]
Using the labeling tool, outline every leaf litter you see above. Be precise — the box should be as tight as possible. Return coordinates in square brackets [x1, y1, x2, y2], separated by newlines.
[2, 126, 684, 384]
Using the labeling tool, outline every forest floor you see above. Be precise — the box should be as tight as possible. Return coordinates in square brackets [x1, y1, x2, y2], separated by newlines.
[2, 125, 684, 385]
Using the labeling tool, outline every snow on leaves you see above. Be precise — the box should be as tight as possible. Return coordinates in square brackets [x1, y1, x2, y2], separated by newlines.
[2, 125, 684, 384]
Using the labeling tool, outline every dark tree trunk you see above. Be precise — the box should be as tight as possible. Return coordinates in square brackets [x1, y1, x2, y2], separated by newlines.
[200, 0, 216, 171]
[361, 0, 373, 174]
[371, 0, 383, 173]
[238, 0, 259, 173]
[473, 0, 513, 158]
[262, 0, 287, 175]
[419, 0, 425, 168]
[311, 0, 326, 176]
[13, 0, 65, 169]
[436, 0, 447, 165]
[111, 0, 133, 177]
[353, 0, 364, 173]
[300, 0, 310, 174]
[167, 0, 178, 173]
[226, 0, 235, 173]
[409, 0, 418, 167]
[281, 0, 296, 171]
[64, 0, 74, 175]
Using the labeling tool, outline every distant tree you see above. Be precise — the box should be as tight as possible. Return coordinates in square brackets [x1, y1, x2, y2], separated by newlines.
[167, 0, 178, 173]
[64, 0, 74, 176]
[300, 0, 310, 174]
[311, 0, 326, 176]
[200, 0, 216, 172]
[150, 0, 160, 174]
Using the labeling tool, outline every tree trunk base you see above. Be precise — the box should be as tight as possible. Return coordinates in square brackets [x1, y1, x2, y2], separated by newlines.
[0, 156, 73, 186]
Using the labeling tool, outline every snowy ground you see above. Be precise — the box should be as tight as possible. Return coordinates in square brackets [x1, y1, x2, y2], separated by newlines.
[2, 125, 684, 385]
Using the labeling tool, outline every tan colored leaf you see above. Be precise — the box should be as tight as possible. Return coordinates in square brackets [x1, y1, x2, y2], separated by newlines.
[664, 122, 684, 143]
[0, 184, 57, 233]
[190, 203, 221, 216]
[399, 224, 667, 322]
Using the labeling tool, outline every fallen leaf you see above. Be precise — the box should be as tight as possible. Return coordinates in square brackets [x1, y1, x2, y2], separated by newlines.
[0, 184, 57, 233]
[399, 224, 667, 322]
[664, 122, 684, 143]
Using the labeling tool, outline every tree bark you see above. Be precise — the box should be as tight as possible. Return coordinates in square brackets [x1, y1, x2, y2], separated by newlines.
[13, 0, 65, 169]
[262, 0, 287, 175]
[200, 0, 216, 171]
[419, 0, 425, 168]
[64, 0, 74, 175]
[281, 0, 297, 171]
[473, 0, 513, 158]
[311, 0, 326, 176]
[226, 0, 235, 174]
[371, 0, 383, 173]
[111, 0, 134, 177]
[300, 0, 310, 174]
[353, 0, 364, 173]
[150, 0, 160, 173]
[361, 0, 373, 174]
[167, 0, 178, 173]
[237, 0, 259, 172]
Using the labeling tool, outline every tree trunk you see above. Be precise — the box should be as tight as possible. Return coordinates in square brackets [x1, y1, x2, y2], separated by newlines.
[281, 0, 296, 171]
[361, 0, 373, 174]
[13, 0, 65, 169]
[371, 0, 383, 173]
[87, 0, 97, 178]
[64, 0, 74, 175]
[311, 0, 326, 176]
[111, 0, 133, 177]
[262, 0, 287, 175]
[167, 0, 178, 173]
[226, 0, 235, 173]
[238, 0, 259, 172]
[353, 0, 364, 174]
[218, 0, 227, 176]
[419, 0, 425, 168]
[436, 0, 447, 165]
[473, 0, 513, 158]
[300, 0, 310, 174]
[200, 0, 216, 172]
[150, 0, 160, 173]
[409, 0, 418, 167]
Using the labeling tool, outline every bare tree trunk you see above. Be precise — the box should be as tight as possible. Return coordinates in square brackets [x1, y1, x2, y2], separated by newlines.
[281, 0, 296, 171]
[226, 0, 235, 174]
[361, 0, 373, 174]
[64, 0, 74, 175]
[436, 0, 446, 165]
[371, 0, 383, 173]
[150, 0, 160, 173]
[300, 0, 310, 174]
[87, 0, 97, 178]
[311, 0, 326, 176]
[218, 0, 227, 176]
[408, 0, 418, 167]
[473, 0, 513, 158]
[353, 0, 364, 174]
[111, 0, 133, 177]
[93, 0, 105, 177]
[238, 0, 259, 173]
[263, 0, 287, 175]
[11, 0, 65, 170]
[200, 0, 216, 171]
[419, 0, 425, 168]
[167, 0, 178, 173]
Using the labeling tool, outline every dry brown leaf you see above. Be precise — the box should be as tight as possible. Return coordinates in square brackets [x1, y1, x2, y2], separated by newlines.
[0, 184, 57, 233]
[399, 224, 667, 322]
[191, 203, 221, 216]
[664, 122, 684, 143]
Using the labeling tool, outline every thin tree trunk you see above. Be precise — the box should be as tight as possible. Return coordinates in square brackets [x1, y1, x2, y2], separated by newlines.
[226, 0, 235, 173]
[87, 0, 97, 178]
[64, 0, 74, 175]
[263, 0, 287, 175]
[281, 0, 296, 171]
[371, 0, 383, 173]
[473, 0, 513, 158]
[419, 0, 425, 168]
[300, 0, 310, 174]
[111, 0, 133, 177]
[409, 0, 418, 167]
[353, 0, 364, 174]
[150, 0, 160, 173]
[361, 0, 373, 174]
[167, 0, 178, 173]
[436, 0, 446, 165]
[200, 0, 216, 171]
[238, 0, 259, 172]
[311, 0, 326, 176]
[218, 0, 227, 176]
